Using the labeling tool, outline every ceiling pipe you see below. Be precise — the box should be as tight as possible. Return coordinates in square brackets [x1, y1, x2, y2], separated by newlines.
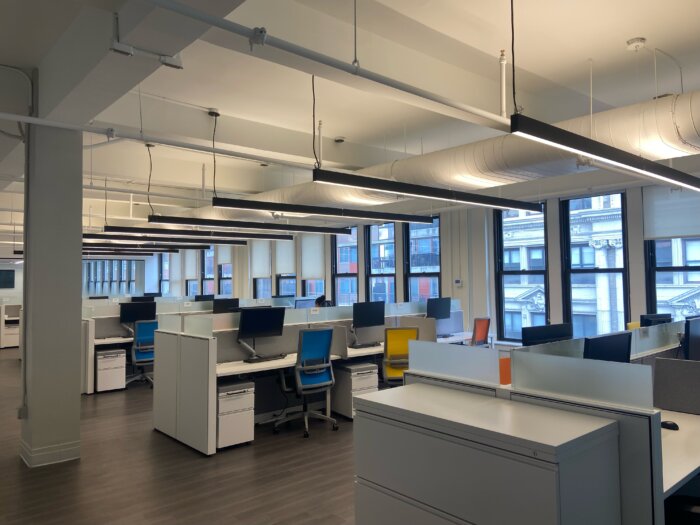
[146, 0, 510, 132]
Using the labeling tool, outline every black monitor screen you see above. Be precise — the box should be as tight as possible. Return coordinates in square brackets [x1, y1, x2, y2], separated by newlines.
[88, 295, 109, 300]
[353, 301, 385, 329]
[295, 298, 316, 309]
[426, 297, 451, 320]
[120, 302, 156, 323]
[238, 307, 285, 339]
[144, 292, 162, 297]
[213, 298, 240, 314]
[131, 296, 155, 303]
[687, 317, 700, 361]
[522, 323, 573, 347]
[0, 270, 15, 289]
[195, 294, 215, 302]
[583, 331, 632, 363]
[640, 313, 672, 327]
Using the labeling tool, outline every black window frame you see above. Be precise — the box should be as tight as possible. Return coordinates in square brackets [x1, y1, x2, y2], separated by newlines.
[331, 227, 358, 306]
[365, 222, 397, 304]
[200, 248, 215, 296]
[645, 237, 700, 314]
[218, 263, 233, 295]
[275, 273, 297, 297]
[493, 207, 550, 342]
[403, 216, 441, 302]
[561, 193, 630, 334]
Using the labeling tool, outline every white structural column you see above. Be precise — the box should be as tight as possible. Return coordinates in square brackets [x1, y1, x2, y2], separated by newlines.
[20, 125, 83, 467]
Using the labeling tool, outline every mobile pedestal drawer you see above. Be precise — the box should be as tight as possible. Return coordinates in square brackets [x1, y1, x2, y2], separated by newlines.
[217, 380, 254, 448]
[332, 362, 378, 419]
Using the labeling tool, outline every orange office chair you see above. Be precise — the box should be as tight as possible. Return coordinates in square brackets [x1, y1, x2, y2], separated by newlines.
[470, 318, 491, 346]
[383, 327, 419, 384]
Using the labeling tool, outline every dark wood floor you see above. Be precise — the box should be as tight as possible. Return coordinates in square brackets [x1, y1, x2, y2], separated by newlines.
[0, 348, 356, 524]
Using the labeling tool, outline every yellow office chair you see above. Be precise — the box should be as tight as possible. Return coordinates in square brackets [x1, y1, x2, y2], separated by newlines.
[626, 321, 641, 330]
[383, 327, 419, 384]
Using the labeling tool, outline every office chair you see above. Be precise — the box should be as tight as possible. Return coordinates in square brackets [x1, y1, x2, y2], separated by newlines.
[470, 317, 491, 346]
[273, 328, 338, 438]
[127, 320, 157, 386]
[383, 327, 419, 384]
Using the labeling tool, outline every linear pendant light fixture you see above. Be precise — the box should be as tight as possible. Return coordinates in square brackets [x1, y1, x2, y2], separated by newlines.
[148, 215, 352, 235]
[82, 242, 211, 250]
[102, 225, 293, 241]
[510, 113, 700, 192]
[311, 168, 543, 213]
[83, 233, 246, 246]
[212, 196, 434, 224]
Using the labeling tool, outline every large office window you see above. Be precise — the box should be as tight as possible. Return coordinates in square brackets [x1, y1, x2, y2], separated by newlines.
[404, 217, 440, 302]
[561, 193, 628, 338]
[218, 263, 232, 295]
[200, 249, 215, 295]
[251, 240, 272, 299]
[332, 227, 358, 305]
[253, 278, 272, 299]
[186, 279, 200, 296]
[159, 253, 170, 296]
[645, 236, 700, 320]
[494, 207, 548, 341]
[276, 274, 296, 296]
[366, 223, 395, 303]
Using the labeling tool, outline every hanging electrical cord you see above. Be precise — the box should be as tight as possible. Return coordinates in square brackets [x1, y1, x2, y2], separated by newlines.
[146, 143, 155, 215]
[311, 75, 320, 168]
[104, 179, 108, 226]
[352, 0, 360, 70]
[208, 109, 220, 197]
[510, 0, 520, 114]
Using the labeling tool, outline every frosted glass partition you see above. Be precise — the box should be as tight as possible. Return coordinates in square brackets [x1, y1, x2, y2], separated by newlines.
[0, 295, 22, 304]
[451, 299, 461, 311]
[386, 302, 425, 316]
[409, 340, 500, 385]
[271, 297, 295, 308]
[511, 351, 653, 409]
[212, 312, 241, 331]
[516, 338, 584, 358]
[307, 305, 353, 323]
[179, 301, 212, 313]
[157, 313, 182, 333]
[183, 315, 214, 338]
[240, 298, 271, 308]
[155, 302, 182, 314]
[83, 304, 121, 318]
[632, 321, 684, 356]
[284, 308, 310, 325]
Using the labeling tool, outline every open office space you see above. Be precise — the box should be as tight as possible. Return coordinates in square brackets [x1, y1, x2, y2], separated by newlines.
[3, 1, 700, 523]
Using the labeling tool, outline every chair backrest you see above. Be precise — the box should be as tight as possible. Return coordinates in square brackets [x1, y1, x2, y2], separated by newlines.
[470, 317, 491, 346]
[384, 327, 419, 381]
[294, 328, 335, 395]
[133, 320, 158, 355]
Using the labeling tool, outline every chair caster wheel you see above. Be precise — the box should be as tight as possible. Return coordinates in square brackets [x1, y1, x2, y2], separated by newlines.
[332, 424, 339, 431]
[303, 431, 309, 438]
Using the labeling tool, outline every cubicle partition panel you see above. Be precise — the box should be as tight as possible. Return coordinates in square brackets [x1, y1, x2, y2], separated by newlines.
[81, 319, 94, 394]
[398, 316, 437, 342]
[153, 330, 179, 437]
[434, 310, 464, 337]
[653, 358, 700, 414]
[409, 340, 500, 386]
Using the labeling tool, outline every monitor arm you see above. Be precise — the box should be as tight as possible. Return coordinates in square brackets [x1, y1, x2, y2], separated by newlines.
[121, 323, 134, 336]
[238, 337, 258, 359]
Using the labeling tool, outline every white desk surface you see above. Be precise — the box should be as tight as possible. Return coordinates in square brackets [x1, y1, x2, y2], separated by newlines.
[216, 344, 384, 377]
[95, 336, 133, 345]
[661, 409, 700, 498]
[437, 331, 472, 344]
[633, 343, 681, 361]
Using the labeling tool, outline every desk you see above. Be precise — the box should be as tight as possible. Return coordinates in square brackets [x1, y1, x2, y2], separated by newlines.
[661, 410, 700, 498]
[95, 336, 133, 346]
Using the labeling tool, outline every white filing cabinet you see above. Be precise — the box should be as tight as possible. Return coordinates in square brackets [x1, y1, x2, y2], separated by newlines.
[355, 383, 621, 525]
[332, 362, 378, 419]
[96, 349, 126, 392]
[217, 381, 255, 449]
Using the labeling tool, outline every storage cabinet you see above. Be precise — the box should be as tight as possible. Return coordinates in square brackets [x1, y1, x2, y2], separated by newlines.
[217, 381, 255, 448]
[332, 362, 378, 419]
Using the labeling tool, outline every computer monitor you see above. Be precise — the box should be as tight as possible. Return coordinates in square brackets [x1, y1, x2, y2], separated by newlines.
[195, 294, 215, 302]
[131, 296, 155, 303]
[213, 298, 240, 314]
[238, 307, 286, 340]
[426, 297, 451, 320]
[119, 301, 156, 324]
[640, 313, 672, 327]
[583, 331, 632, 363]
[295, 298, 316, 309]
[521, 323, 573, 347]
[686, 317, 700, 361]
[88, 295, 109, 300]
[144, 292, 162, 297]
[353, 301, 385, 329]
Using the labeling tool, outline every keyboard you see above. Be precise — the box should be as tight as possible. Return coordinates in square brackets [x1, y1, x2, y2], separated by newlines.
[243, 353, 287, 363]
[351, 342, 381, 349]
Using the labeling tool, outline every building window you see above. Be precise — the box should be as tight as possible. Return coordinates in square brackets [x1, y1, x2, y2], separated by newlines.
[186, 279, 199, 296]
[159, 253, 170, 296]
[302, 279, 325, 298]
[253, 277, 272, 299]
[130, 261, 136, 295]
[276, 274, 296, 296]
[332, 227, 358, 305]
[218, 263, 232, 295]
[494, 207, 548, 342]
[562, 193, 628, 338]
[404, 217, 441, 302]
[645, 236, 700, 320]
[366, 222, 396, 303]
[200, 249, 215, 295]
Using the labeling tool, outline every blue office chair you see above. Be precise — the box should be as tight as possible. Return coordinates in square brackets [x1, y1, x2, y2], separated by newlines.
[273, 328, 338, 438]
[127, 320, 157, 386]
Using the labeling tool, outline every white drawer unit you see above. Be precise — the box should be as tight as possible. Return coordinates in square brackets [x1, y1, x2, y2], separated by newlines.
[217, 381, 255, 449]
[355, 383, 621, 525]
[96, 349, 126, 392]
[332, 362, 378, 419]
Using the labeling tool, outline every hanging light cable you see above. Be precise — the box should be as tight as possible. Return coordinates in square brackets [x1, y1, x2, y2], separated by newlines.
[311, 75, 320, 168]
[510, 0, 520, 114]
[146, 143, 155, 215]
[208, 108, 220, 197]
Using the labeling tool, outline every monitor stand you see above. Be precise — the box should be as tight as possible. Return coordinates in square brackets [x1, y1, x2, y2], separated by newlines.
[239, 338, 286, 363]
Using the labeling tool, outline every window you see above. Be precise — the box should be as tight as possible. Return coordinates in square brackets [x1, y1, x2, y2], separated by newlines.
[404, 217, 440, 302]
[130, 261, 136, 295]
[367, 223, 396, 303]
[186, 279, 200, 296]
[302, 279, 325, 297]
[200, 249, 215, 295]
[120, 260, 128, 295]
[276, 274, 296, 296]
[562, 194, 628, 337]
[218, 263, 232, 295]
[645, 236, 700, 320]
[253, 278, 272, 299]
[495, 207, 548, 341]
[159, 253, 170, 296]
[332, 227, 358, 305]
